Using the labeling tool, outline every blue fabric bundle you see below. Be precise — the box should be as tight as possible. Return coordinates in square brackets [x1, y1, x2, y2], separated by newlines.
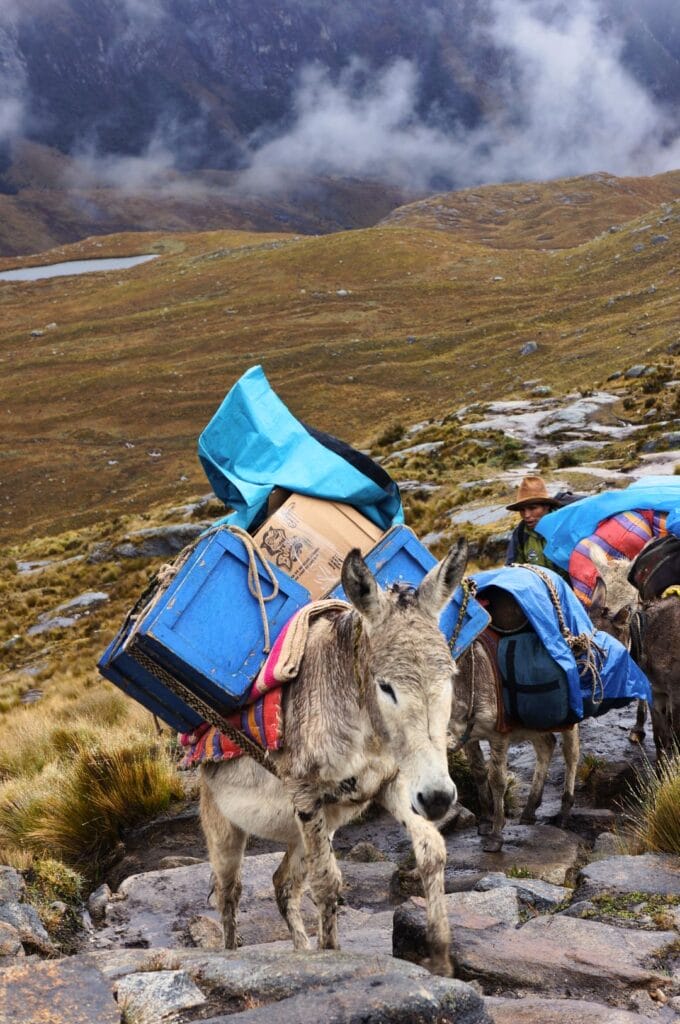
[472, 565, 652, 721]
[198, 365, 404, 531]
[537, 477, 680, 570]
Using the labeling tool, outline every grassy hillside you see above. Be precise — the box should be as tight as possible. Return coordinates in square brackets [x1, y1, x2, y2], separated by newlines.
[1, 170, 678, 547]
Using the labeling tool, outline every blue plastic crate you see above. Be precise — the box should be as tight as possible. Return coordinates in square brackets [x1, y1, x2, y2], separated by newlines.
[327, 525, 489, 658]
[98, 527, 311, 728]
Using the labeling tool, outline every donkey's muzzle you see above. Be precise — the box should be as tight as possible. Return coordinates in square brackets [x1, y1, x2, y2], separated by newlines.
[416, 782, 456, 821]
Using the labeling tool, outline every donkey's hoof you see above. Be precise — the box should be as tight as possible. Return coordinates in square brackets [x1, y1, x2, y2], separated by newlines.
[481, 835, 503, 853]
[428, 951, 453, 978]
[628, 729, 645, 745]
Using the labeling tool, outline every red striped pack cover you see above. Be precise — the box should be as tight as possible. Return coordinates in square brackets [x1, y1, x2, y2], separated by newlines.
[569, 509, 668, 607]
[178, 610, 295, 768]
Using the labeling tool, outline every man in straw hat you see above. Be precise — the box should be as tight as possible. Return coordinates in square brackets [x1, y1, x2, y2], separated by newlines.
[504, 475, 570, 580]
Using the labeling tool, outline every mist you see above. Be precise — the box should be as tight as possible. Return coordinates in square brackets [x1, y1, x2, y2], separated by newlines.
[237, 0, 680, 194]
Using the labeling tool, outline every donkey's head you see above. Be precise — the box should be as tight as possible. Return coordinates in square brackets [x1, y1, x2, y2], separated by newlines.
[587, 545, 638, 643]
[341, 537, 468, 821]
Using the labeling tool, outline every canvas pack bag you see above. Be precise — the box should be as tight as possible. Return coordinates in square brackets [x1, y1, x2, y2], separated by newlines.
[497, 631, 572, 730]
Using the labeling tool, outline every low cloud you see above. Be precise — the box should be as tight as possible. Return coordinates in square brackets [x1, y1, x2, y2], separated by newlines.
[237, 0, 680, 195]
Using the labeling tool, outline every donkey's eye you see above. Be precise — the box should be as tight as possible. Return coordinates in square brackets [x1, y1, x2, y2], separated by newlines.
[378, 680, 397, 703]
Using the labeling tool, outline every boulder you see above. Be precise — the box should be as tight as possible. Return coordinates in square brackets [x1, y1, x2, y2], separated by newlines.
[393, 899, 676, 1003]
[0, 956, 119, 1024]
[485, 995, 657, 1023]
[115, 969, 206, 1022]
[576, 853, 680, 901]
[474, 872, 569, 912]
[442, 823, 583, 885]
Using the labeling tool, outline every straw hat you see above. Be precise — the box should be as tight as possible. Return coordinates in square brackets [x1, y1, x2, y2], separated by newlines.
[506, 475, 560, 512]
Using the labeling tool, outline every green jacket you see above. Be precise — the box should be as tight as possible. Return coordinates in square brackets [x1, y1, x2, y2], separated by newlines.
[506, 523, 571, 582]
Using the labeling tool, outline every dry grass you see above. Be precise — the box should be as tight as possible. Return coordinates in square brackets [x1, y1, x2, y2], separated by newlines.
[625, 751, 680, 855]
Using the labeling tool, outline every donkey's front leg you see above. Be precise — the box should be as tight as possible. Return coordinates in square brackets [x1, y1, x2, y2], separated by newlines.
[379, 780, 452, 977]
[290, 786, 342, 950]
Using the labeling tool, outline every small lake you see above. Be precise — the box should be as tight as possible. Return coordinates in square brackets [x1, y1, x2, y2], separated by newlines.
[0, 254, 159, 282]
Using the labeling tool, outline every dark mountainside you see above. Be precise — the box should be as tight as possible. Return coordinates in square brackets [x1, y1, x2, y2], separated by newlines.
[0, 0, 679, 253]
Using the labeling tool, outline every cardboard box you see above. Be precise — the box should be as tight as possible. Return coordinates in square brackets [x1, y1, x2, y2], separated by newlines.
[254, 493, 384, 598]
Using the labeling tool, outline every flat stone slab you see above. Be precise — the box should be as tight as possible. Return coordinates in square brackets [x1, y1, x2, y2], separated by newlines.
[577, 853, 680, 899]
[485, 996, 658, 1024]
[203, 971, 491, 1023]
[96, 855, 317, 950]
[443, 823, 582, 885]
[0, 956, 119, 1024]
[394, 898, 676, 1003]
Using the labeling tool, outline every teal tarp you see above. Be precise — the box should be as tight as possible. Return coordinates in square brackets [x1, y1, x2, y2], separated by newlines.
[536, 477, 680, 569]
[198, 365, 404, 531]
[472, 565, 652, 720]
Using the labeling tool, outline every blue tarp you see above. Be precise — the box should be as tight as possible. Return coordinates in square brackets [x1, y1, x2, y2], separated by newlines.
[536, 477, 680, 569]
[199, 365, 404, 531]
[472, 565, 652, 720]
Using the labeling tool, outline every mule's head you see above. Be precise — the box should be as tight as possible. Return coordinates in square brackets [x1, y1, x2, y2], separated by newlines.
[587, 546, 638, 642]
[341, 538, 468, 821]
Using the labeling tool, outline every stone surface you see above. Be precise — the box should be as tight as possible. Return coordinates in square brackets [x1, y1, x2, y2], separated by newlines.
[0, 866, 25, 902]
[443, 823, 582, 885]
[200, 972, 491, 1023]
[336, 860, 399, 910]
[474, 872, 569, 912]
[0, 901, 53, 953]
[113, 522, 214, 559]
[485, 996, 657, 1023]
[0, 956, 120, 1024]
[116, 969, 207, 1020]
[577, 853, 680, 900]
[0, 921, 23, 957]
[393, 899, 676, 1003]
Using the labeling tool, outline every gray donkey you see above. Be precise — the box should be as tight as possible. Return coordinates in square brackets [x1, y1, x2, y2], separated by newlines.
[200, 539, 468, 977]
[450, 640, 579, 853]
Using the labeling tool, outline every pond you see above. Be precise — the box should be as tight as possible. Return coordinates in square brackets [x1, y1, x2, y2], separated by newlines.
[0, 254, 159, 282]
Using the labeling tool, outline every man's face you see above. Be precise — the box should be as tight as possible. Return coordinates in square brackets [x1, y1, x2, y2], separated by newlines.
[519, 502, 551, 530]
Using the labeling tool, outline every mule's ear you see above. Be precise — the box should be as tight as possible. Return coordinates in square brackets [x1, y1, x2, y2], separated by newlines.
[342, 548, 385, 621]
[590, 577, 607, 611]
[417, 537, 468, 618]
[589, 545, 609, 572]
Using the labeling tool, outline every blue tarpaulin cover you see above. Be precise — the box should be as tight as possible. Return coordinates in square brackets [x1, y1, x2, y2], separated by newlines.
[199, 365, 404, 531]
[537, 477, 680, 570]
[471, 565, 652, 720]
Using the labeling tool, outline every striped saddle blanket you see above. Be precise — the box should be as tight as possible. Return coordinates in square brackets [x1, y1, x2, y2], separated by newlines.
[569, 509, 668, 606]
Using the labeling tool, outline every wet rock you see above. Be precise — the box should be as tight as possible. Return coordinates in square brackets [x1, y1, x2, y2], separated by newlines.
[0, 867, 25, 902]
[0, 901, 53, 954]
[222, 970, 490, 1023]
[88, 884, 111, 924]
[115, 969, 206, 1021]
[485, 995, 657, 1023]
[113, 523, 213, 559]
[394, 899, 675, 1003]
[576, 853, 680, 901]
[566, 806, 617, 840]
[344, 841, 389, 863]
[520, 342, 538, 356]
[0, 921, 23, 957]
[651, 234, 669, 245]
[473, 872, 569, 912]
[442, 823, 583, 886]
[0, 955, 119, 1024]
[579, 759, 639, 807]
[338, 860, 399, 910]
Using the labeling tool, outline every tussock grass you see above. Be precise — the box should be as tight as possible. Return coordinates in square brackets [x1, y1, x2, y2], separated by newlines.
[625, 751, 680, 855]
[0, 730, 183, 880]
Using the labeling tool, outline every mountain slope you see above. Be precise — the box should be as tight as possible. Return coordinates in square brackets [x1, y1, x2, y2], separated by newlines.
[0, 171, 678, 545]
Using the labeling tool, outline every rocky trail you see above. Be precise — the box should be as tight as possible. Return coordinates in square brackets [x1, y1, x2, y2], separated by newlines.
[3, 388, 680, 1023]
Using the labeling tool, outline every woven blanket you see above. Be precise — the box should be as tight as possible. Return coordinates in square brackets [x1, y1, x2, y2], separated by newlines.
[178, 599, 349, 768]
[569, 509, 668, 607]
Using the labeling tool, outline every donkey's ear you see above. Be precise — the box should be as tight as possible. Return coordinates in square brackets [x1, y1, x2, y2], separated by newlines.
[590, 577, 607, 612]
[417, 537, 468, 618]
[342, 548, 385, 621]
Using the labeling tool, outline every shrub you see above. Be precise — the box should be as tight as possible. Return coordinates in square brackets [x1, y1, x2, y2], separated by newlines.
[625, 750, 680, 854]
[0, 736, 184, 880]
[376, 422, 406, 447]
